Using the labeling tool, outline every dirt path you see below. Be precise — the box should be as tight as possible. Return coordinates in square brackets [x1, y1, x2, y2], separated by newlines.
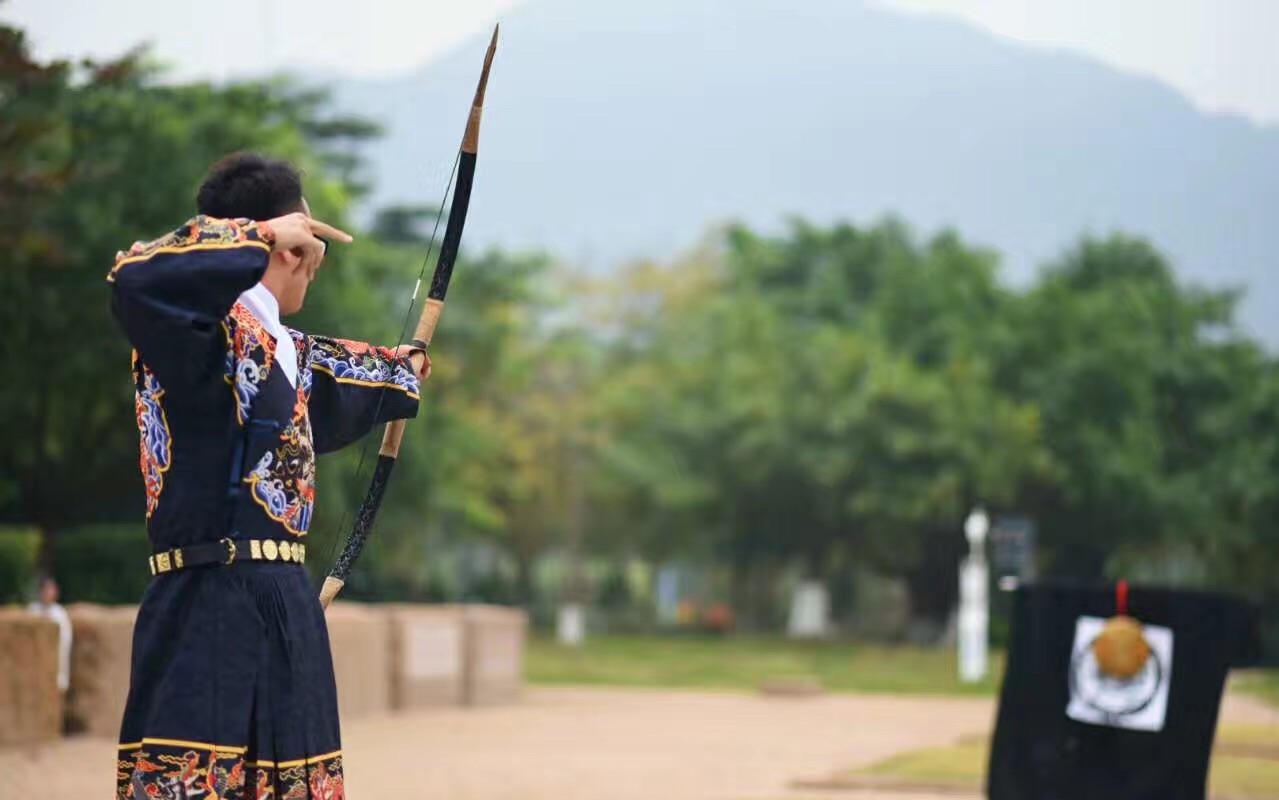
[346, 688, 995, 800]
[2, 688, 1272, 800]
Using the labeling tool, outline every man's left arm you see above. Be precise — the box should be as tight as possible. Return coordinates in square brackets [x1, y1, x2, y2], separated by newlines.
[305, 335, 429, 453]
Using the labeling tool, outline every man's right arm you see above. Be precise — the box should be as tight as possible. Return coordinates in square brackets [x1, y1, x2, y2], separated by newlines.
[107, 216, 275, 392]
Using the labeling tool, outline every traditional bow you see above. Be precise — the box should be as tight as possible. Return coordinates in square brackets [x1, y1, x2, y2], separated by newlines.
[319, 25, 499, 608]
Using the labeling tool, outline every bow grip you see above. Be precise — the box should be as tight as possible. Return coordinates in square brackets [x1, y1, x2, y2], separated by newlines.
[407, 297, 444, 364]
[379, 298, 444, 459]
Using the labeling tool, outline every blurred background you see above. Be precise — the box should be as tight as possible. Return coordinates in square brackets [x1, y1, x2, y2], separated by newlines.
[1, 1, 1278, 794]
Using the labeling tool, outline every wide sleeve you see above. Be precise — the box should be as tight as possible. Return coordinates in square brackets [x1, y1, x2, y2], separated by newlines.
[107, 216, 273, 392]
[305, 335, 421, 454]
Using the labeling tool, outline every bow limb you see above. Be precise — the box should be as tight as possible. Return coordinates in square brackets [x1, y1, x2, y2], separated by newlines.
[319, 25, 499, 609]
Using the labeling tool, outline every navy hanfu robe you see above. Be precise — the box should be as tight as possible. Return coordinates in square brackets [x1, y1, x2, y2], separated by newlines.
[106, 216, 419, 799]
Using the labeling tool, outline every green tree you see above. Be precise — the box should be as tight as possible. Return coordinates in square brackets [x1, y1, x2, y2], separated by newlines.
[590, 220, 1047, 628]
[0, 26, 375, 569]
[304, 237, 557, 602]
[996, 235, 1247, 579]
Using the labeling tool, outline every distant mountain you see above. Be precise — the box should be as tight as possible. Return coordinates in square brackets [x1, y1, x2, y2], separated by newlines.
[331, 0, 1279, 340]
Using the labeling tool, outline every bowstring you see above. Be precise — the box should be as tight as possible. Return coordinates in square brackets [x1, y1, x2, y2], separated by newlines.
[318, 148, 464, 587]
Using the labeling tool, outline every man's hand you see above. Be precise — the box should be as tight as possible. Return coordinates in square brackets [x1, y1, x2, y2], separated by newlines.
[392, 344, 432, 382]
[263, 212, 352, 280]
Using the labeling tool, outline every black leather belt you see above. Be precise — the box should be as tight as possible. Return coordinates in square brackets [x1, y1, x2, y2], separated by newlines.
[148, 538, 307, 576]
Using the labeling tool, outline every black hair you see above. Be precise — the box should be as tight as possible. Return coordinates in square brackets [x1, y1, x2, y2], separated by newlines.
[196, 152, 304, 221]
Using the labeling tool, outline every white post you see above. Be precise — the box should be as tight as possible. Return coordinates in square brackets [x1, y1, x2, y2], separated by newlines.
[958, 508, 990, 683]
[655, 566, 680, 625]
[557, 603, 584, 646]
[558, 428, 586, 647]
[787, 580, 830, 639]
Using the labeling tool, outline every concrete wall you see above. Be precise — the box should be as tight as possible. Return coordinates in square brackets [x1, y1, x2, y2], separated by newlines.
[65, 604, 137, 737]
[326, 601, 393, 721]
[462, 604, 528, 706]
[386, 604, 468, 710]
[0, 609, 62, 745]
[0, 600, 527, 747]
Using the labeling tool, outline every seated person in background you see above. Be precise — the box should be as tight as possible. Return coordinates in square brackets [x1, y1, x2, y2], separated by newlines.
[27, 575, 72, 696]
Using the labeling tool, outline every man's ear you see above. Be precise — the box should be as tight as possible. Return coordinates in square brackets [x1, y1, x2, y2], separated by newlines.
[274, 249, 302, 271]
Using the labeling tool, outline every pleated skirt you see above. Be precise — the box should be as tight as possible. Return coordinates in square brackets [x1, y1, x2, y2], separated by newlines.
[116, 562, 344, 799]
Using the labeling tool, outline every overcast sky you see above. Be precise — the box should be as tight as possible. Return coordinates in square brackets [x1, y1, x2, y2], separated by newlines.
[6, 0, 1276, 124]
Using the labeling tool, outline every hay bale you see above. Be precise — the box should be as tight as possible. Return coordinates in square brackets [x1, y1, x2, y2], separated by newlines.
[384, 604, 467, 710]
[325, 601, 392, 721]
[66, 604, 137, 737]
[461, 604, 527, 706]
[0, 608, 61, 745]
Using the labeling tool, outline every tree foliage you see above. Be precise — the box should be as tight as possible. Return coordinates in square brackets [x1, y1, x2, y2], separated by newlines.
[0, 26, 372, 562]
[1, 20, 1274, 637]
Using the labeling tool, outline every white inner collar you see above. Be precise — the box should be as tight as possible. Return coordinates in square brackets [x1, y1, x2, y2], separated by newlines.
[238, 283, 298, 388]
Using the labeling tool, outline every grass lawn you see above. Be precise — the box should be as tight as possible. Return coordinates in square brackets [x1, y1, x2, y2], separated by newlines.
[857, 737, 988, 784]
[1220, 724, 1279, 752]
[526, 634, 1004, 696]
[1238, 670, 1279, 708]
[531, 636, 1278, 798]
[847, 724, 1279, 799]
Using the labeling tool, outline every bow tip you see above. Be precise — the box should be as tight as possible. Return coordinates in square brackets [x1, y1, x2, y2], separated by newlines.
[319, 575, 346, 609]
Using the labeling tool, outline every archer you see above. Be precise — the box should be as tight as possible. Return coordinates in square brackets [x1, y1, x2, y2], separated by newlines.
[108, 153, 429, 799]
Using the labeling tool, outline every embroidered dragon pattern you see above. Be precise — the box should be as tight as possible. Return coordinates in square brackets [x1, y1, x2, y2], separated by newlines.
[225, 305, 277, 426]
[133, 358, 172, 519]
[109, 216, 270, 281]
[245, 413, 316, 537]
[309, 336, 419, 398]
[117, 741, 344, 800]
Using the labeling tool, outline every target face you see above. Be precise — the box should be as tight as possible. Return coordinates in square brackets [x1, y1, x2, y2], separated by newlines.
[1065, 616, 1174, 732]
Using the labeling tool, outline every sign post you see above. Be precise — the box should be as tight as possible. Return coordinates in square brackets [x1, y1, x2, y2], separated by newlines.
[991, 515, 1037, 592]
[958, 507, 990, 683]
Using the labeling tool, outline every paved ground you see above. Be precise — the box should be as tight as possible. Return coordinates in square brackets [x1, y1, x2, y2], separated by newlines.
[2, 688, 1274, 799]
